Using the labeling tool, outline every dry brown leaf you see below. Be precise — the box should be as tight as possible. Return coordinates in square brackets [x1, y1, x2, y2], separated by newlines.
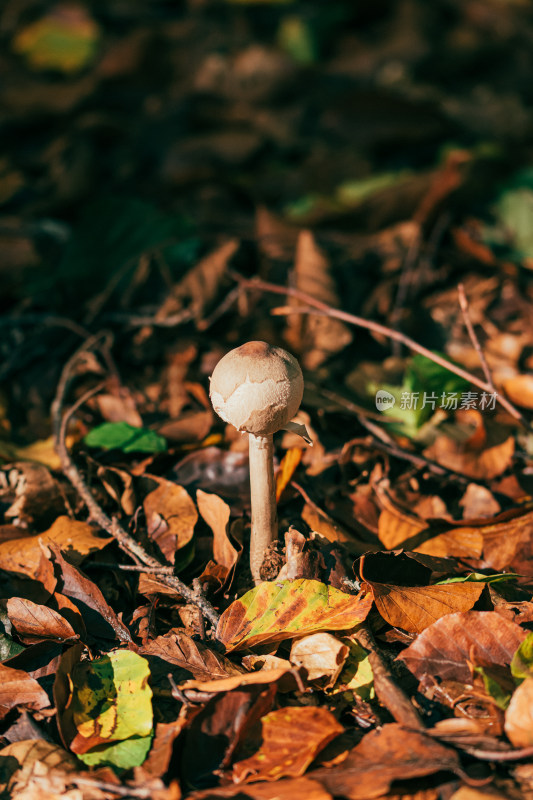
[192, 776, 331, 800]
[255, 205, 298, 261]
[414, 528, 483, 560]
[143, 482, 197, 564]
[423, 434, 514, 481]
[504, 678, 533, 748]
[156, 239, 238, 324]
[0, 665, 50, 719]
[285, 230, 352, 369]
[0, 516, 112, 577]
[399, 611, 527, 683]
[232, 707, 343, 783]
[449, 789, 509, 800]
[139, 628, 242, 681]
[290, 633, 349, 687]
[369, 581, 484, 633]
[0, 739, 78, 800]
[459, 484, 501, 520]
[96, 464, 137, 516]
[7, 598, 77, 644]
[196, 489, 240, 573]
[378, 507, 426, 549]
[310, 723, 461, 800]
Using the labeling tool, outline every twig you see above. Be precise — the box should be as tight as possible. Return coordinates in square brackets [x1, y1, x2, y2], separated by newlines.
[355, 625, 424, 730]
[232, 272, 530, 430]
[457, 283, 496, 391]
[51, 335, 220, 630]
[70, 777, 154, 799]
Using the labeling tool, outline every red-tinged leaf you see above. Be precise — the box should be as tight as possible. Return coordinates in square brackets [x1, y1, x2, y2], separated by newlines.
[399, 611, 527, 683]
[505, 678, 533, 747]
[310, 724, 461, 800]
[232, 707, 343, 783]
[370, 581, 484, 634]
[139, 628, 243, 681]
[143, 482, 197, 564]
[217, 580, 373, 652]
[0, 664, 50, 719]
[7, 597, 78, 643]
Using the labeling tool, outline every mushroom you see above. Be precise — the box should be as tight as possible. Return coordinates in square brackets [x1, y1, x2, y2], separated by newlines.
[209, 341, 303, 583]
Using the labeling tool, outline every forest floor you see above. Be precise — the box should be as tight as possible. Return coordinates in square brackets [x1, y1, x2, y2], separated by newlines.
[2, 1, 533, 798]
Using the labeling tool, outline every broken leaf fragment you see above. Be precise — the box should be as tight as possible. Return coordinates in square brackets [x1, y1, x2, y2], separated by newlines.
[217, 579, 373, 651]
[61, 649, 153, 769]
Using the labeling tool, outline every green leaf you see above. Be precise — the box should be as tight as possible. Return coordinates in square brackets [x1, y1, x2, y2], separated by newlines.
[436, 573, 519, 585]
[217, 580, 373, 652]
[511, 631, 533, 684]
[77, 735, 152, 770]
[474, 666, 513, 710]
[69, 650, 153, 770]
[334, 641, 374, 701]
[278, 16, 316, 65]
[84, 422, 167, 454]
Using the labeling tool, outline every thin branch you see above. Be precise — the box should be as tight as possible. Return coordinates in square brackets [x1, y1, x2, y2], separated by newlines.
[355, 625, 425, 730]
[51, 336, 220, 630]
[457, 282, 496, 391]
[232, 272, 531, 430]
[70, 777, 154, 799]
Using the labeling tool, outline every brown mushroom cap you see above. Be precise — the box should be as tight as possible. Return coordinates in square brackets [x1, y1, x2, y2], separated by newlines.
[209, 341, 303, 435]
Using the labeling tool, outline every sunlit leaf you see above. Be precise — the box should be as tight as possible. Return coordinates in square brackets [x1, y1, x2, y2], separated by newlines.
[217, 580, 373, 652]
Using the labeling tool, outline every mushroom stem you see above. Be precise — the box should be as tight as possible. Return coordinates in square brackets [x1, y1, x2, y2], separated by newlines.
[248, 433, 277, 583]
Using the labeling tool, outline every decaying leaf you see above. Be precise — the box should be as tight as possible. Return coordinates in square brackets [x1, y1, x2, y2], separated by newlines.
[232, 707, 343, 783]
[217, 580, 373, 651]
[7, 597, 78, 644]
[0, 739, 78, 798]
[0, 664, 50, 719]
[196, 489, 240, 577]
[399, 611, 527, 683]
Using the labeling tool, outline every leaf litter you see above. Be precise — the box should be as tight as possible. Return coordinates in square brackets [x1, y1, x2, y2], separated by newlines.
[2, 1, 533, 798]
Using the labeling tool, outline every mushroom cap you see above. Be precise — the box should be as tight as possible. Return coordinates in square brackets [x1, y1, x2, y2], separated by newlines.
[209, 341, 303, 436]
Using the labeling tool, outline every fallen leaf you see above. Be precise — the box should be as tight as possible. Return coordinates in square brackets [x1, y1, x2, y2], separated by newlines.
[290, 633, 349, 687]
[503, 374, 533, 410]
[217, 580, 373, 651]
[232, 707, 343, 783]
[423, 434, 514, 481]
[196, 489, 240, 575]
[51, 547, 131, 642]
[179, 667, 301, 694]
[0, 739, 77, 797]
[399, 611, 527, 683]
[284, 230, 352, 369]
[369, 581, 484, 633]
[0, 664, 50, 719]
[7, 597, 77, 644]
[504, 678, 533, 747]
[276, 447, 302, 501]
[191, 777, 331, 800]
[143, 482, 197, 565]
[62, 649, 153, 769]
[310, 724, 461, 800]
[0, 516, 112, 578]
[139, 628, 242, 681]
[84, 421, 167, 454]
[459, 484, 501, 519]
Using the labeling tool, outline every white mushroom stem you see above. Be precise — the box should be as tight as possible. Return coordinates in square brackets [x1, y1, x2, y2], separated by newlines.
[248, 433, 277, 584]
